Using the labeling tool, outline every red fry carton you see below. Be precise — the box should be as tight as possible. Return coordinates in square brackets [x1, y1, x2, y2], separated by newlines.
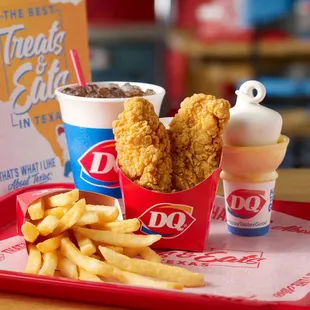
[16, 186, 121, 236]
[119, 168, 221, 252]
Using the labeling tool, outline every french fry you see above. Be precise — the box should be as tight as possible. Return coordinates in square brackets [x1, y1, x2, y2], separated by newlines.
[99, 246, 204, 287]
[46, 189, 79, 208]
[92, 242, 124, 255]
[60, 238, 114, 277]
[61, 205, 72, 214]
[28, 199, 45, 220]
[113, 268, 183, 290]
[22, 187, 205, 290]
[55, 251, 61, 270]
[86, 205, 119, 223]
[21, 222, 40, 243]
[75, 212, 99, 227]
[51, 199, 86, 236]
[37, 215, 59, 236]
[99, 218, 140, 233]
[44, 207, 64, 219]
[58, 255, 78, 279]
[79, 268, 102, 282]
[38, 252, 58, 276]
[122, 247, 140, 258]
[101, 245, 123, 254]
[36, 232, 68, 253]
[74, 227, 161, 248]
[91, 254, 102, 260]
[25, 244, 42, 274]
[74, 231, 96, 256]
[138, 247, 161, 263]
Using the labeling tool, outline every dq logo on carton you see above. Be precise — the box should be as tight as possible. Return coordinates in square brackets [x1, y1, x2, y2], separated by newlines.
[78, 140, 119, 189]
[227, 189, 266, 219]
[139, 203, 196, 239]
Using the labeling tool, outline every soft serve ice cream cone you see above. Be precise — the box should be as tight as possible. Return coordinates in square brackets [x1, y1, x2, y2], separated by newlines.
[221, 80, 289, 236]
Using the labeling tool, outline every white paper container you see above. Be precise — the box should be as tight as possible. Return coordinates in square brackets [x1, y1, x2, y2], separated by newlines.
[55, 82, 166, 128]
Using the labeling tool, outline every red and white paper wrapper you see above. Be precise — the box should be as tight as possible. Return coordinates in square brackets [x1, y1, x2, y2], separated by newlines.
[2, 192, 310, 302]
[119, 167, 222, 252]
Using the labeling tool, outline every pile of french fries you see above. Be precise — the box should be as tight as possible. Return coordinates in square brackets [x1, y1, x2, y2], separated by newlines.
[21, 189, 205, 290]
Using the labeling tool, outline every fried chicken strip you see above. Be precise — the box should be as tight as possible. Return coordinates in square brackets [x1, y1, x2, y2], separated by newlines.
[168, 94, 230, 191]
[112, 97, 172, 192]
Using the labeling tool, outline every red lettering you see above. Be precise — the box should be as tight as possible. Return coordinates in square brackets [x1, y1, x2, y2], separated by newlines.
[176, 252, 196, 259]
[211, 205, 220, 220]
[275, 274, 310, 298]
[211, 205, 226, 221]
[283, 286, 295, 294]
[165, 260, 174, 265]
[188, 262, 198, 267]
[217, 208, 226, 221]
[217, 256, 239, 263]
[13, 244, 25, 250]
[194, 251, 228, 263]
[193, 251, 265, 265]
[271, 225, 310, 235]
[238, 255, 254, 263]
[1, 248, 14, 254]
[177, 261, 186, 265]
[271, 226, 283, 230]
[158, 251, 178, 259]
[238, 255, 266, 264]
[287, 226, 301, 232]
[1, 243, 26, 254]
[293, 278, 310, 287]
[300, 230, 310, 235]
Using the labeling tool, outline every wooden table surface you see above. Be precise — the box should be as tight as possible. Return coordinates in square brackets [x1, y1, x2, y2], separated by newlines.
[0, 169, 309, 310]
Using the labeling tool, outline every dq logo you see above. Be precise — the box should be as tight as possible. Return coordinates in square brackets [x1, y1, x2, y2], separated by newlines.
[78, 140, 119, 189]
[138, 203, 196, 239]
[226, 189, 266, 219]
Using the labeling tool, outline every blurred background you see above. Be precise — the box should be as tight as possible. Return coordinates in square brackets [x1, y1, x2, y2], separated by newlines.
[86, 0, 310, 169]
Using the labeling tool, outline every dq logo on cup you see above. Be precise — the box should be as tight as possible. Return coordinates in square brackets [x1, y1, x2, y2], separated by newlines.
[63, 124, 121, 199]
[138, 203, 196, 239]
[78, 140, 119, 189]
[226, 189, 266, 219]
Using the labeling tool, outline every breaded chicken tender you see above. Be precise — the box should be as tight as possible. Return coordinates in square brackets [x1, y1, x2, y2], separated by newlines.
[112, 98, 172, 192]
[168, 94, 230, 191]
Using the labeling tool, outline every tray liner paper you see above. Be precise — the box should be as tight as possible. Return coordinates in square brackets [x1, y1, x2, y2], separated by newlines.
[0, 195, 310, 302]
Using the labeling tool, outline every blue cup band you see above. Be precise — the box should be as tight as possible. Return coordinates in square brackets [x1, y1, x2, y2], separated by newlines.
[227, 225, 270, 236]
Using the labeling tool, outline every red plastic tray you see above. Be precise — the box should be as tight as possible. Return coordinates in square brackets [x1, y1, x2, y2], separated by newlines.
[0, 184, 309, 310]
